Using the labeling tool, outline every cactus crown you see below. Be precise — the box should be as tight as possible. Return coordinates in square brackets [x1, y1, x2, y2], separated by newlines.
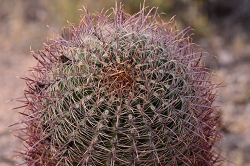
[15, 2, 223, 166]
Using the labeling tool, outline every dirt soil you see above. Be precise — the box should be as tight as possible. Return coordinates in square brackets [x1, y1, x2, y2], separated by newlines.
[0, 51, 36, 166]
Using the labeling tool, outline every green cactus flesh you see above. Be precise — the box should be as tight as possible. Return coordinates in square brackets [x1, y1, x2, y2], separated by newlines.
[16, 4, 223, 166]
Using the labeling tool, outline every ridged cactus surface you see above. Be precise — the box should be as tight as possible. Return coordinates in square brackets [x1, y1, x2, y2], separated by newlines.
[15, 3, 223, 166]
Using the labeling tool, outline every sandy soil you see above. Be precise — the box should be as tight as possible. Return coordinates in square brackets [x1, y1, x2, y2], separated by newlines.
[0, 51, 36, 166]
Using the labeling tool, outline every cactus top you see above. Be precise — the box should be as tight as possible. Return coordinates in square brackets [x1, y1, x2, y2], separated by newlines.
[16, 3, 223, 166]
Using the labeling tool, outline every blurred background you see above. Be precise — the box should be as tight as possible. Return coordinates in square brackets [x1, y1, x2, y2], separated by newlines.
[0, 0, 250, 165]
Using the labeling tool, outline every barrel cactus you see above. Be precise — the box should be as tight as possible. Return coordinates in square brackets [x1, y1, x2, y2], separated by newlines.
[15, 3, 223, 166]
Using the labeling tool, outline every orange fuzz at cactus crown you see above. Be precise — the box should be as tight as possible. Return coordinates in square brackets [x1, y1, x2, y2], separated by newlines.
[14, 2, 223, 166]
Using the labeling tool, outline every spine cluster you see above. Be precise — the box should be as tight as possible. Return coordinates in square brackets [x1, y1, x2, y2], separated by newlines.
[15, 3, 223, 166]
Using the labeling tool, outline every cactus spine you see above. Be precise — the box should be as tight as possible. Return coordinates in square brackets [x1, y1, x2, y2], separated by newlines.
[15, 3, 223, 166]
